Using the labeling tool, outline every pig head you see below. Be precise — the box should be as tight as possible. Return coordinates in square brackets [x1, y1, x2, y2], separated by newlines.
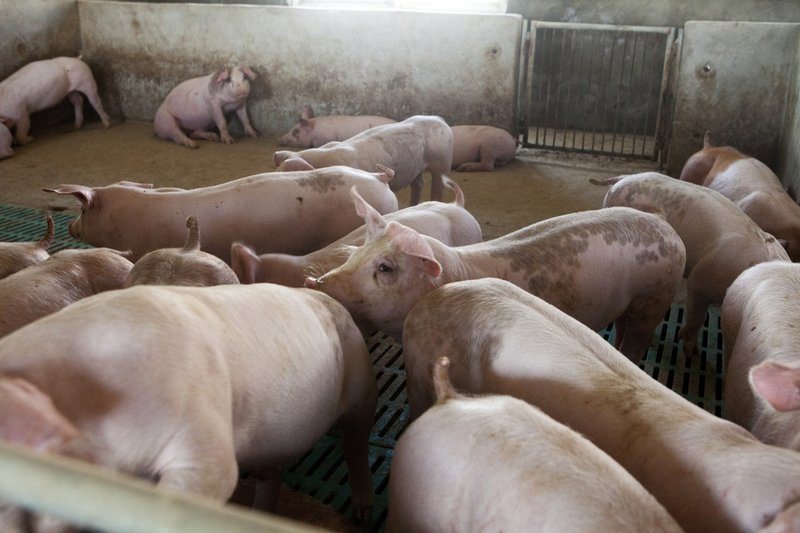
[0, 214, 54, 279]
[277, 105, 396, 148]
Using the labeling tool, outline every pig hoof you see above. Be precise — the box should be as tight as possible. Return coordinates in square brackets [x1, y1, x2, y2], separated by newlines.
[19, 136, 34, 145]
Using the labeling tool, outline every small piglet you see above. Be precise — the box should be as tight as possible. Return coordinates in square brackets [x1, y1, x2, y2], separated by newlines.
[273, 115, 453, 206]
[0, 283, 377, 526]
[723, 261, 800, 452]
[0, 247, 133, 337]
[125, 216, 239, 287]
[450, 125, 517, 171]
[387, 356, 682, 533]
[231, 177, 482, 286]
[592, 171, 790, 356]
[154, 65, 258, 149]
[402, 278, 800, 532]
[680, 132, 800, 261]
[305, 206, 686, 363]
[277, 105, 396, 148]
[0, 214, 53, 279]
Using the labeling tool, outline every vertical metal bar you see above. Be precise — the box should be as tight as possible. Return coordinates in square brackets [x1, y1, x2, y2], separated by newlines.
[601, 31, 617, 153]
[591, 30, 606, 152]
[520, 19, 532, 146]
[567, 28, 579, 149]
[611, 31, 628, 154]
[638, 34, 653, 157]
[654, 28, 677, 161]
[529, 22, 543, 146]
[622, 32, 639, 155]
[579, 31, 592, 151]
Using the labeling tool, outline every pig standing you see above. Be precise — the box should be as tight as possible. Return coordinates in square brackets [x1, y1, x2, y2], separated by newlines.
[277, 105, 396, 148]
[125, 216, 239, 287]
[273, 115, 453, 206]
[387, 356, 683, 533]
[305, 206, 686, 363]
[679, 132, 800, 261]
[0, 283, 377, 528]
[43, 165, 398, 262]
[153, 65, 258, 149]
[450, 125, 517, 171]
[591, 171, 790, 356]
[0, 214, 53, 279]
[402, 278, 800, 532]
[0, 247, 133, 338]
[231, 177, 482, 286]
[0, 56, 111, 150]
[722, 261, 800, 451]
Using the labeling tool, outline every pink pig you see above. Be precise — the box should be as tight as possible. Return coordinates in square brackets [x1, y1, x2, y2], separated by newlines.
[277, 105, 396, 148]
[273, 115, 453, 206]
[387, 356, 682, 533]
[402, 278, 800, 532]
[230, 177, 482, 287]
[450, 125, 518, 171]
[0, 214, 54, 279]
[0, 56, 111, 149]
[305, 206, 686, 363]
[153, 65, 258, 149]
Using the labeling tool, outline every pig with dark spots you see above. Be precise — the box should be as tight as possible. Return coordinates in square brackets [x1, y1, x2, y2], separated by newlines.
[0, 214, 54, 279]
[43, 166, 398, 263]
[387, 355, 682, 533]
[402, 278, 800, 532]
[0, 247, 133, 337]
[305, 205, 686, 363]
[450, 125, 518, 171]
[591, 171, 790, 357]
[231, 177, 482, 286]
[277, 105, 396, 148]
[273, 115, 453, 206]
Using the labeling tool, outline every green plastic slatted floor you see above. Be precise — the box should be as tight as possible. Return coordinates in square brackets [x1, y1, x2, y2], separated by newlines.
[0, 204, 726, 532]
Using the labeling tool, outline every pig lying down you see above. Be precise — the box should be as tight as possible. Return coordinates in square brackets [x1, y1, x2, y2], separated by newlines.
[154, 65, 258, 149]
[680, 132, 800, 261]
[0, 283, 377, 529]
[277, 105, 396, 148]
[43, 165, 398, 263]
[0, 214, 53, 279]
[388, 357, 682, 533]
[0, 56, 111, 157]
[231, 177, 482, 286]
[306, 205, 686, 363]
[402, 278, 800, 532]
[450, 125, 517, 171]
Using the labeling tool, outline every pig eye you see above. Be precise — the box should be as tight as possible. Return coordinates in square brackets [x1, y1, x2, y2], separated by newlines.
[377, 263, 394, 273]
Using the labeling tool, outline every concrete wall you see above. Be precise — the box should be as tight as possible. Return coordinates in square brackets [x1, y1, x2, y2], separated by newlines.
[779, 38, 800, 194]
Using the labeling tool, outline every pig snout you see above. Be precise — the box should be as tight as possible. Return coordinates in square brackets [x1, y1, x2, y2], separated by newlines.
[67, 219, 81, 239]
[273, 151, 293, 168]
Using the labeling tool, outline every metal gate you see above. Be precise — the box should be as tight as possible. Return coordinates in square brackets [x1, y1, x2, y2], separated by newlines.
[518, 21, 680, 163]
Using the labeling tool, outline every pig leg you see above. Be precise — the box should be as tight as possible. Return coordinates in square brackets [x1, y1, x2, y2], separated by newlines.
[67, 92, 85, 129]
[189, 129, 220, 143]
[13, 112, 33, 145]
[235, 107, 258, 138]
[251, 468, 282, 512]
[679, 276, 715, 358]
[429, 172, 445, 203]
[154, 108, 198, 149]
[338, 407, 375, 523]
[211, 104, 233, 144]
[456, 145, 497, 172]
[615, 293, 674, 364]
[409, 174, 424, 206]
[75, 83, 112, 128]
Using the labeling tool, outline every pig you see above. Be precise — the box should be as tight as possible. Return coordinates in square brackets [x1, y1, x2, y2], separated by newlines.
[722, 261, 800, 452]
[125, 215, 239, 287]
[0, 283, 377, 528]
[0, 247, 133, 338]
[273, 115, 453, 206]
[402, 277, 800, 532]
[305, 205, 686, 363]
[43, 165, 399, 263]
[231, 177, 482, 286]
[450, 125, 518, 171]
[0, 56, 111, 148]
[153, 65, 258, 149]
[591, 171, 790, 356]
[276, 105, 396, 148]
[387, 356, 683, 533]
[679, 132, 800, 261]
[0, 214, 54, 279]
[0, 122, 13, 159]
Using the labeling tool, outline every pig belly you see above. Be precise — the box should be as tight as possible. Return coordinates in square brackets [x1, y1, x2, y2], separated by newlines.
[0, 66, 71, 118]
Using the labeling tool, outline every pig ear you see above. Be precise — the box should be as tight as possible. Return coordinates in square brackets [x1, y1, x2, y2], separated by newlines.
[230, 241, 259, 284]
[215, 68, 230, 84]
[351, 186, 387, 241]
[42, 185, 95, 208]
[301, 105, 315, 120]
[750, 360, 800, 412]
[385, 221, 442, 278]
[240, 66, 257, 80]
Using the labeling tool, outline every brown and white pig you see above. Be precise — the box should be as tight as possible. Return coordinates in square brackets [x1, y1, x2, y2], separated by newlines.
[591, 171, 790, 356]
[0, 283, 377, 528]
[450, 125, 518, 171]
[153, 65, 258, 149]
[0, 214, 54, 280]
[402, 277, 800, 533]
[125, 215, 239, 287]
[277, 105, 396, 148]
[273, 115, 453, 206]
[0, 56, 111, 148]
[387, 356, 683, 533]
[722, 261, 800, 452]
[305, 206, 686, 363]
[231, 177, 482, 286]
[680, 132, 800, 261]
[43, 165, 399, 263]
[0, 247, 133, 338]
